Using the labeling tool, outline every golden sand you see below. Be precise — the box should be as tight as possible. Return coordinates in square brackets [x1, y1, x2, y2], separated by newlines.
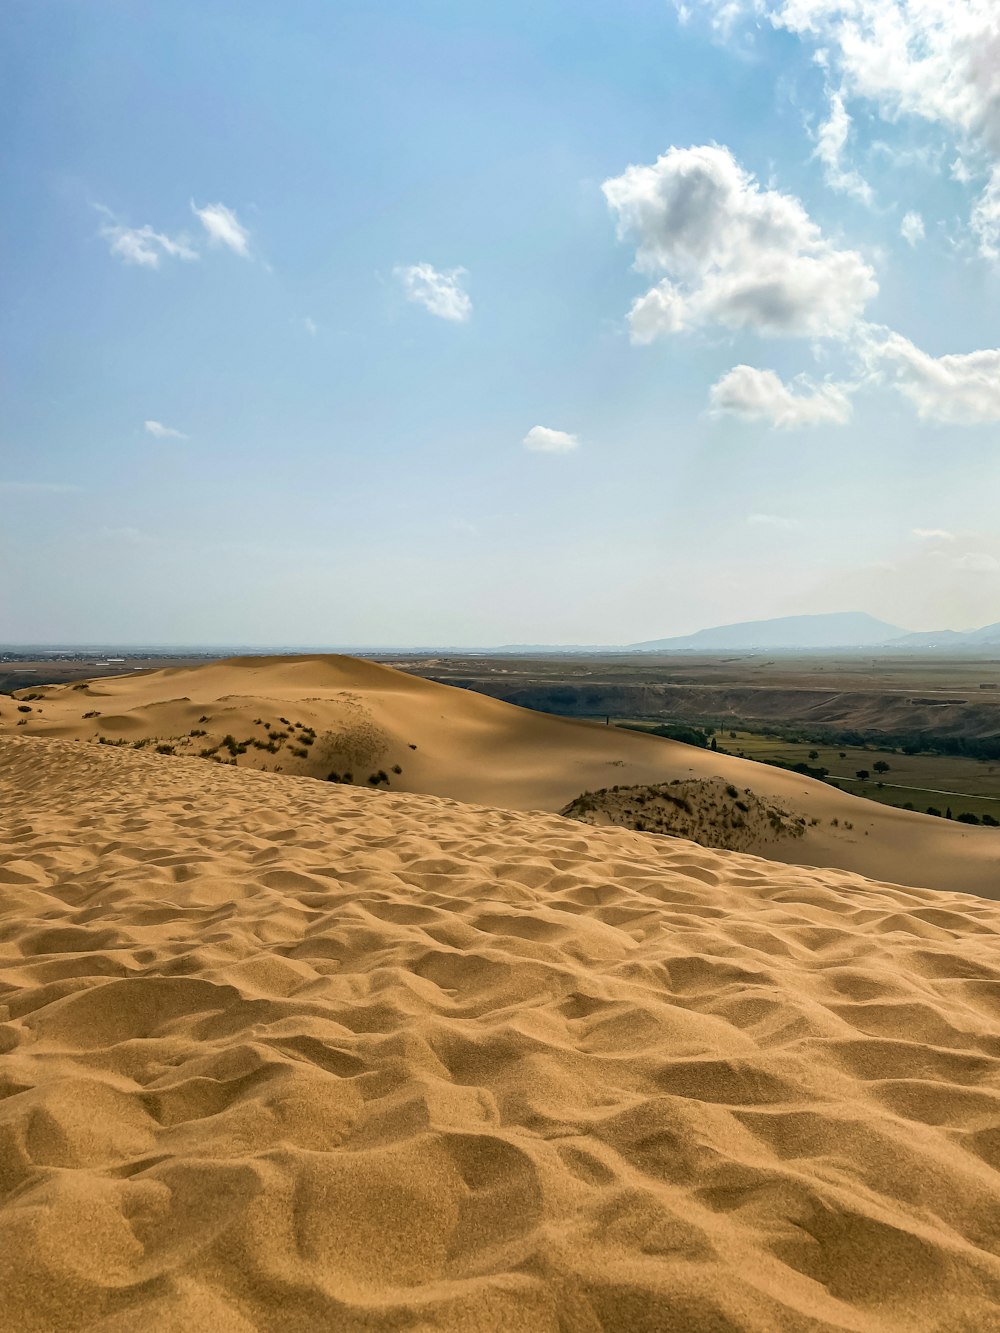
[2, 735, 1000, 1330]
[4, 654, 999, 894]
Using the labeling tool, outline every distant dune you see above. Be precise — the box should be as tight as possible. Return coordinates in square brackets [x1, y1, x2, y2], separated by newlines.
[2, 736, 1000, 1330]
[4, 653, 999, 895]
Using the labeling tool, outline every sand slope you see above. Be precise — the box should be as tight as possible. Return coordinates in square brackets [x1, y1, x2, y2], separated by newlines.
[5, 654, 999, 894]
[2, 736, 1000, 1330]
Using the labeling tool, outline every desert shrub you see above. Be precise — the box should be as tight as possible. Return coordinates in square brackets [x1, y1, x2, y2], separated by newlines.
[83, 710, 101, 719]
[327, 772, 341, 783]
[16, 719, 27, 726]
[199, 715, 209, 722]
[409, 743, 417, 750]
[830, 817, 839, 827]
[17, 705, 31, 713]
[300, 735, 314, 746]
[392, 764, 402, 775]
[72, 682, 89, 691]
[290, 747, 308, 759]
[190, 728, 207, 737]
[155, 744, 175, 755]
[725, 784, 738, 798]
[368, 770, 389, 786]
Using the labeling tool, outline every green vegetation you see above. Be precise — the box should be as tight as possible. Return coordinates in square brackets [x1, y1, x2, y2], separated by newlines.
[711, 728, 1000, 824]
[618, 721, 712, 748]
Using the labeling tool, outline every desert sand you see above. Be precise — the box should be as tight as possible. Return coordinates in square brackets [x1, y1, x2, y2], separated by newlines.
[3, 734, 1000, 1330]
[5, 654, 998, 895]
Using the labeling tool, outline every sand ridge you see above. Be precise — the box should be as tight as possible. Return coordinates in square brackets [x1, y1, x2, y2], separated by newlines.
[3, 735, 1000, 1330]
[4, 653, 1000, 895]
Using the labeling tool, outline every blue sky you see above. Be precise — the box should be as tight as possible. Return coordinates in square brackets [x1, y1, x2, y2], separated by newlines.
[3, 0, 999, 645]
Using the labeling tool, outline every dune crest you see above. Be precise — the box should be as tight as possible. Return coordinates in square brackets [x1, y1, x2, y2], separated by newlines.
[2, 736, 1000, 1330]
[5, 654, 1000, 894]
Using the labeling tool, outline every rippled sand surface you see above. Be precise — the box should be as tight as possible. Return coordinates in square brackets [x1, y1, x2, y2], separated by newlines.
[3, 736, 1000, 1331]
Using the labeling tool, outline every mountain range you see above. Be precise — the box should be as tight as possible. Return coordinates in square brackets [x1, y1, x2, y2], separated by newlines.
[630, 612, 1000, 652]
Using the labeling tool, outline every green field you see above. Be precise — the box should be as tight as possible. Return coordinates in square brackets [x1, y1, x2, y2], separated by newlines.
[619, 723, 1000, 823]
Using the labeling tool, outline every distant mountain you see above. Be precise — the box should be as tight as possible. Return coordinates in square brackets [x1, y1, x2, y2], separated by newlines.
[965, 622, 1000, 645]
[631, 612, 907, 652]
[889, 629, 970, 648]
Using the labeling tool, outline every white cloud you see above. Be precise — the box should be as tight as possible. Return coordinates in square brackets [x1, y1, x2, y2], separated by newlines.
[303, 317, 318, 336]
[815, 91, 874, 203]
[694, 0, 1000, 260]
[971, 164, 1000, 261]
[747, 512, 801, 529]
[709, 364, 854, 427]
[522, 425, 579, 452]
[191, 201, 251, 257]
[913, 527, 956, 541]
[97, 207, 198, 269]
[602, 144, 877, 341]
[954, 551, 1000, 572]
[860, 326, 1000, 423]
[144, 420, 188, 440]
[394, 263, 471, 322]
[900, 210, 925, 246]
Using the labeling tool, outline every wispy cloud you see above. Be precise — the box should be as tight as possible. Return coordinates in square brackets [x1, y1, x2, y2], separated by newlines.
[814, 92, 874, 205]
[144, 420, 188, 440]
[747, 513, 801, 530]
[901, 211, 926, 246]
[394, 263, 472, 322]
[303, 317, 318, 336]
[96, 206, 198, 269]
[954, 551, 1000, 572]
[522, 425, 579, 453]
[191, 201, 251, 257]
[913, 527, 956, 541]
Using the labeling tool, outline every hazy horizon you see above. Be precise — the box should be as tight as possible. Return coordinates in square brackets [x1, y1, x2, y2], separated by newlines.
[4, 1, 999, 643]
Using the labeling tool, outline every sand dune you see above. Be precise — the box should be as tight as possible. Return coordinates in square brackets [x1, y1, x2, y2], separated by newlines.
[2, 735, 1000, 1330]
[5, 654, 999, 894]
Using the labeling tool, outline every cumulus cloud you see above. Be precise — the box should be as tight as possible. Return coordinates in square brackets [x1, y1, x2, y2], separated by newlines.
[394, 263, 471, 322]
[693, 0, 1000, 260]
[913, 527, 956, 541]
[191, 201, 251, 257]
[522, 425, 579, 452]
[602, 144, 877, 341]
[96, 207, 198, 269]
[815, 92, 874, 203]
[709, 364, 854, 427]
[859, 326, 1000, 423]
[900, 210, 926, 245]
[144, 420, 188, 440]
